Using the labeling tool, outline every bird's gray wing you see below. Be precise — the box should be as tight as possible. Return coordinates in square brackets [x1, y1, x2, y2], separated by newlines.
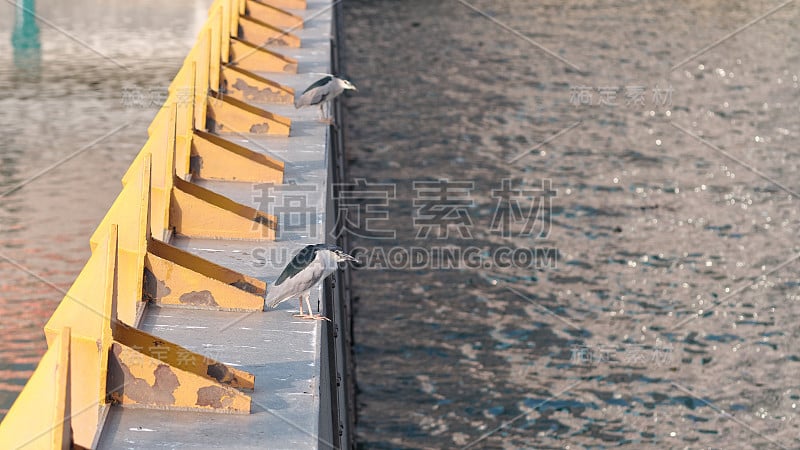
[283, 261, 326, 295]
[266, 259, 326, 307]
[295, 87, 328, 107]
[274, 245, 318, 286]
[301, 76, 333, 94]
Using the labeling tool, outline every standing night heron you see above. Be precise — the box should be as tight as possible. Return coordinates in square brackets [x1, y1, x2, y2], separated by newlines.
[266, 244, 356, 321]
[294, 75, 357, 124]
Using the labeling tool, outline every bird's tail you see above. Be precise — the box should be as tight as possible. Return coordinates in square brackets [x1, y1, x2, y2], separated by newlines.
[266, 290, 290, 309]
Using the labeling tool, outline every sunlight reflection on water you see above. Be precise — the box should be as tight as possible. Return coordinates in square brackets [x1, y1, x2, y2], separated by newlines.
[344, 1, 800, 448]
[0, 0, 211, 418]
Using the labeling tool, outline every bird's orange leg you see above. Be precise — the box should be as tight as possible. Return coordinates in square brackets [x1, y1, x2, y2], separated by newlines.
[293, 296, 306, 318]
[297, 293, 330, 321]
[318, 104, 334, 126]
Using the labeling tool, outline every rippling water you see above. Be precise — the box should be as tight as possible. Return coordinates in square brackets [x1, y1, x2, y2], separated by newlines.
[0, 0, 210, 418]
[344, 1, 800, 448]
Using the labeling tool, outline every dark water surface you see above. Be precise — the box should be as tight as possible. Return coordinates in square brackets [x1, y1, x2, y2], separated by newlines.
[343, 1, 800, 448]
[0, 0, 211, 418]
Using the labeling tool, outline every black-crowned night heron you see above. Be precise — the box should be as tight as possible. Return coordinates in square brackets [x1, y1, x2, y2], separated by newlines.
[266, 244, 356, 321]
[294, 75, 357, 124]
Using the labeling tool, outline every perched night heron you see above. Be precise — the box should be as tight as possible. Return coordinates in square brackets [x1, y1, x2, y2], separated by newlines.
[294, 75, 357, 124]
[266, 244, 356, 321]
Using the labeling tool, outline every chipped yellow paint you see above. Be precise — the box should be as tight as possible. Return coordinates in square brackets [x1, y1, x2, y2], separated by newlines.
[246, 0, 303, 30]
[221, 64, 294, 104]
[207, 93, 291, 135]
[239, 15, 301, 48]
[170, 177, 278, 240]
[242, 0, 304, 31]
[114, 320, 256, 390]
[259, 0, 307, 9]
[133, 101, 284, 242]
[153, 238, 266, 290]
[0, 0, 318, 440]
[145, 238, 267, 311]
[108, 343, 251, 414]
[192, 129, 284, 183]
[228, 37, 298, 73]
[0, 327, 72, 449]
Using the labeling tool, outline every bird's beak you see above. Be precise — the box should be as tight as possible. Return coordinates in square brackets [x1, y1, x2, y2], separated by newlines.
[337, 253, 358, 267]
[351, 86, 358, 92]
